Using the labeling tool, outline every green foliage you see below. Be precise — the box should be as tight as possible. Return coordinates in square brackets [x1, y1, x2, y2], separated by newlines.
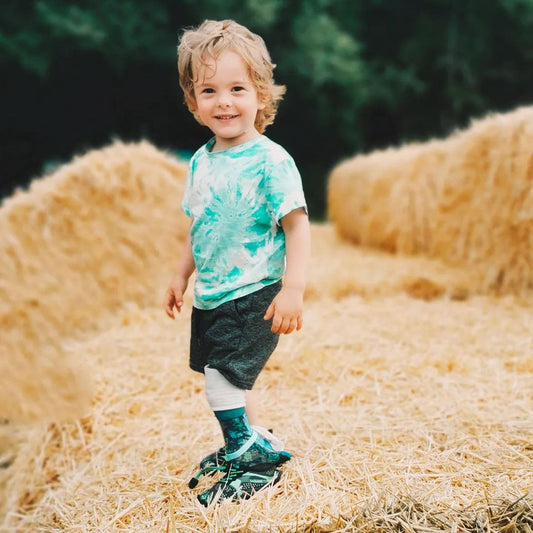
[182, 0, 283, 31]
[0, 1, 173, 76]
[3, 0, 530, 129]
[1, 0, 532, 216]
[281, 4, 368, 146]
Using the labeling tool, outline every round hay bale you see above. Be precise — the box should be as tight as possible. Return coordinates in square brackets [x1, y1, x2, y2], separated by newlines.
[0, 140, 189, 422]
[328, 106, 533, 293]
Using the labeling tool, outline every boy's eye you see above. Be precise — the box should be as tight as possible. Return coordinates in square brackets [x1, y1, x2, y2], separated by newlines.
[202, 88, 214, 94]
[232, 86, 245, 92]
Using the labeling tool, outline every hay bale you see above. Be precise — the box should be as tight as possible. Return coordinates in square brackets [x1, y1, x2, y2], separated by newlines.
[0, 141, 189, 422]
[306, 224, 475, 301]
[328, 106, 533, 293]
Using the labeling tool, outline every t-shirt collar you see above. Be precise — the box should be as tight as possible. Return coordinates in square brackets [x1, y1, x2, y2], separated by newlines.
[204, 135, 264, 155]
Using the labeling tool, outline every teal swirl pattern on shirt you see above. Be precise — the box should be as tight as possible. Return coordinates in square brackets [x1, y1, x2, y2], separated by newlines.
[182, 135, 307, 310]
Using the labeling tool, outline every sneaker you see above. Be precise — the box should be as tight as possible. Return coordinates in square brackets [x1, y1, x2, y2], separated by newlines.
[188, 447, 226, 488]
[196, 436, 291, 506]
[228, 433, 291, 468]
[197, 463, 281, 507]
[200, 446, 226, 470]
[189, 427, 285, 488]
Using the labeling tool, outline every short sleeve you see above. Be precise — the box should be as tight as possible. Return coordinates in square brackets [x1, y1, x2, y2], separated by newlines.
[264, 155, 307, 223]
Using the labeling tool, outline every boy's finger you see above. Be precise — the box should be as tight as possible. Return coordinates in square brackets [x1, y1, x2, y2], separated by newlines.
[271, 314, 282, 333]
[164, 291, 174, 307]
[287, 318, 298, 333]
[280, 316, 289, 333]
[286, 317, 296, 334]
[284, 320, 295, 335]
[264, 302, 274, 320]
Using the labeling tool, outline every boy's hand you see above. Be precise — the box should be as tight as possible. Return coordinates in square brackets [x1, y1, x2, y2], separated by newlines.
[264, 287, 304, 334]
[164, 277, 188, 319]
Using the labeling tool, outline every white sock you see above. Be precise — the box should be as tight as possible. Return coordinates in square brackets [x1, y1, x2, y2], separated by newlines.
[204, 366, 246, 412]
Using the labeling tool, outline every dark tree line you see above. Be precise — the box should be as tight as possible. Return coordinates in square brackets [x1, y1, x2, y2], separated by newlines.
[1, 0, 532, 217]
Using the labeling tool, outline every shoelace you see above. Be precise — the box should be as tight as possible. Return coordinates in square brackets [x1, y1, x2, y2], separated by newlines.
[188, 464, 226, 488]
[219, 463, 245, 484]
[199, 448, 226, 469]
[189, 459, 248, 489]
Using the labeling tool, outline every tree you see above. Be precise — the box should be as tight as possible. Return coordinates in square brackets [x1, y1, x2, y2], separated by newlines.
[1, 0, 532, 216]
[0, 1, 174, 76]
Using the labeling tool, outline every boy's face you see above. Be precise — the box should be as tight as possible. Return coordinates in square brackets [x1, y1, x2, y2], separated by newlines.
[192, 50, 265, 151]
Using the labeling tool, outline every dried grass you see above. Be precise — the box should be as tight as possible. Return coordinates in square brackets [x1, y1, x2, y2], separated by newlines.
[2, 231, 533, 532]
[328, 106, 533, 294]
[2, 141, 533, 532]
[0, 141, 188, 422]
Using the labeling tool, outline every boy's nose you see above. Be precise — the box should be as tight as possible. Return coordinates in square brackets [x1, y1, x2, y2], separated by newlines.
[217, 93, 231, 107]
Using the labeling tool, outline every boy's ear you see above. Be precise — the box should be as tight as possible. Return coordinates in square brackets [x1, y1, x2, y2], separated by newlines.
[257, 94, 268, 110]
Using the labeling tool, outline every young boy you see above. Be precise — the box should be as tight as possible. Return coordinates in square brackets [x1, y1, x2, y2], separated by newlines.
[165, 19, 310, 506]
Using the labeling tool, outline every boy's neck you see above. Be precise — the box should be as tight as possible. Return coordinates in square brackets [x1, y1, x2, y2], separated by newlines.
[211, 132, 262, 153]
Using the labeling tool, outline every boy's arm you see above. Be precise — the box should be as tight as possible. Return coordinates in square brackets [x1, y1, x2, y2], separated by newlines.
[164, 224, 196, 319]
[264, 207, 311, 334]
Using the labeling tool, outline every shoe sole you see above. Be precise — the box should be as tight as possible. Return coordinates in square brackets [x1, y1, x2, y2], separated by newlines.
[197, 468, 282, 507]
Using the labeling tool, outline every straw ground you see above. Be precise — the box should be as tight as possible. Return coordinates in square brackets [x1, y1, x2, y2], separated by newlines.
[2, 224, 533, 532]
[1, 139, 532, 531]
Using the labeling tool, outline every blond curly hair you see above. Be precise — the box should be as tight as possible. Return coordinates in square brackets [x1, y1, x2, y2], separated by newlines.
[177, 19, 286, 134]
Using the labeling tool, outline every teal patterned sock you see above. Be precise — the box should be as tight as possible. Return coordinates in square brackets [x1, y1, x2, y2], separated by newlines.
[214, 408, 291, 467]
[214, 407, 254, 457]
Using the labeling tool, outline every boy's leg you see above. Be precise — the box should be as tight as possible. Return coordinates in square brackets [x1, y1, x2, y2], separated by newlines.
[204, 365, 246, 412]
[196, 425, 284, 473]
[197, 406, 290, 506]
[188, 283, 288, 503]
[194, 367, 290, 506]
[204, 366, 286, 460]
[245, 389, 259, 425]
[194, 365, 246, 475]
[191, 368, 283, 486]
[214, 407, 290, 465]
[196, 389, 258, 471]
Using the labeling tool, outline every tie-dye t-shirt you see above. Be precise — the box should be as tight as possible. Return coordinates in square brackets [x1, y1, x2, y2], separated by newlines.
[182, 135, 307, 310]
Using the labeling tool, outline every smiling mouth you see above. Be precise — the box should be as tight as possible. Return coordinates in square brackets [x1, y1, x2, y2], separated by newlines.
[215, 114, 238, 120]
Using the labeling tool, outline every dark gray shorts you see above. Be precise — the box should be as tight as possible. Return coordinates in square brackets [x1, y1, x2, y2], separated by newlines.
[189, 281, 281, 390]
